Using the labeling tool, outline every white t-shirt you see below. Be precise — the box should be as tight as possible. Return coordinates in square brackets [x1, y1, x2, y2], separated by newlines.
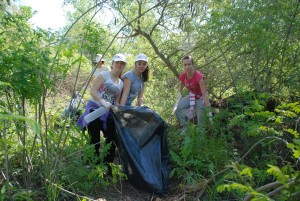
[90, 71, 123, 104]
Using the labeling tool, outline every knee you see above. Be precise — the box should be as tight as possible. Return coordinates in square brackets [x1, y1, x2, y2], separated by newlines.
[175, 108, 181, 116]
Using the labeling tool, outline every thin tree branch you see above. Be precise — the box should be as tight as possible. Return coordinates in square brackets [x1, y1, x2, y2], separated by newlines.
[45, 178, 97, 201]
[149, 0, 168, 36]
[243, 178, 297, 201]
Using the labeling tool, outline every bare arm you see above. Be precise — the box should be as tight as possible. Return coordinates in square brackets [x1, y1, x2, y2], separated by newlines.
[119, 78, 131, 105]
[137, 87, 144, 106]
[178, 81, 184, 94]
[115, 90, 122, 105]
[90, 74, 105, 102]
[199, 78, 211, 107]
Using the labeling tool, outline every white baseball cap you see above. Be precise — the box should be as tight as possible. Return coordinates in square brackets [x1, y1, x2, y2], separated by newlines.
[94, 54, 105, 63]
[135, 53, 148, 62]
[113, 53, 126, 63]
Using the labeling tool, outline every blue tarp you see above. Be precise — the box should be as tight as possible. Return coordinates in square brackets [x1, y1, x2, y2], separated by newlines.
[112, 106, 170, 194]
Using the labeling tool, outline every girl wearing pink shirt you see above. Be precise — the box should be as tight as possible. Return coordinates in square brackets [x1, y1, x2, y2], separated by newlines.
[175, 55, 211, 131]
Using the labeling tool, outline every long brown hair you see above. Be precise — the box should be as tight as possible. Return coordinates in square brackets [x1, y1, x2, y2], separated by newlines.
[141, 66, 150, 82]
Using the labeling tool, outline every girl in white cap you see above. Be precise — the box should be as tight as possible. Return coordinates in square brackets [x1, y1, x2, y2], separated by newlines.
[92, 54, 110, 76]
[81, 54, 111, 92]
[77, 53, 126, 165]
[120, 53, 150, 106]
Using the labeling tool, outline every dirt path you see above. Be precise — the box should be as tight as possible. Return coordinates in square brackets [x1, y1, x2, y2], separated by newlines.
[94, 179, 199, 201]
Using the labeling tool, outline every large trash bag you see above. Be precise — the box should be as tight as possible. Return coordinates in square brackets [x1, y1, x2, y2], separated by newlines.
[111, 106, 170, 194]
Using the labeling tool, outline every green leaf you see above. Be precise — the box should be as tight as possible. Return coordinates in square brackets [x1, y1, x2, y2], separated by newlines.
[285, 129, 299, 138]
[229, 114, 246, 128]
[217, 182, 252, 193]
[0, 81, 12, 88]
[293, 139, 300, 145]
[240, 167, 253, 178]
[266, 165, 288, 184]
[0, 138, 15, 147]
[275, 116, 283, 124]
[63, 49, 73, 58]
[0, 114, 41, 133]
[259, 126, 280, 135]
[247, 124, 260, 136]
[170, 150, 183, 167]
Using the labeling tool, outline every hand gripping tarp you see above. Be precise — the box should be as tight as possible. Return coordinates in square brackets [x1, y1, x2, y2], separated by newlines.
[111, 106, 170, 194]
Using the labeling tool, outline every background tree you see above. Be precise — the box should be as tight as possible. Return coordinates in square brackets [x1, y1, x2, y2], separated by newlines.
[206, 0, 300, 97]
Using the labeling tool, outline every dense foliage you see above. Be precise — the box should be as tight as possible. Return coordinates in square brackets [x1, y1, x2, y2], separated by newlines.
[0, 0, 299, 200]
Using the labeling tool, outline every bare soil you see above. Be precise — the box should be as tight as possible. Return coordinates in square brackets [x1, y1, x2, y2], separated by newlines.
[95, 179, 200, 201]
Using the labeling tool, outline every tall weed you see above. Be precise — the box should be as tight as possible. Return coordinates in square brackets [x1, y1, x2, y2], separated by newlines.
[217, 101, 300, 200]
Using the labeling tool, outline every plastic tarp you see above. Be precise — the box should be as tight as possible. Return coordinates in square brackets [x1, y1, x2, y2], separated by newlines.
[112, 106, 170, 194]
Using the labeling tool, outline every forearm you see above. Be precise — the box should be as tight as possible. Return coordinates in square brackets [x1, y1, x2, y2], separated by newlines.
[137, 97, 143, 106]
[115, 93, 121, 105]
[199, 79, 211, 107]
[202, 93, 211, 107]
[90, 75, 105, 103]
[120, 78, 131, 106]
[137, 88, 144, 106]
[120, 92, 129, 105]
[178, 83, 184, 94]
[90, 90, 102, 102]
